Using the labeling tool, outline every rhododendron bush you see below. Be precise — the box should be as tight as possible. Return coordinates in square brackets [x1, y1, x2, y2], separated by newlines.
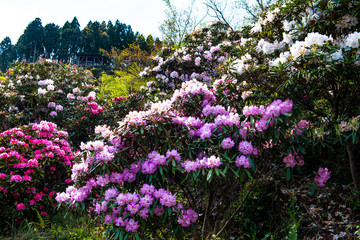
[222, 0, 360, 187]
[0, 60, 105, 147]
[141, 21, 241, 91]
[139, 0, 360, 189]
[57, 79, 314, 238]
[0, 121, 77, 229]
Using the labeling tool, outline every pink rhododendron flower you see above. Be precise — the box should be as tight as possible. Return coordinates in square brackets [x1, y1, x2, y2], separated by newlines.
[221, 137, 235, 149]
[235, 155, 251, 168]
[16, 203, 26, 211]
[314, 167, 331, 187]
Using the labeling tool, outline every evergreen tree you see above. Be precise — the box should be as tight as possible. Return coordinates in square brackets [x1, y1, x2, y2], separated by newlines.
[136, 34, 147, 52]
[145, 34, 155, 53]
[58, 17, 81, 63]
[58, 21, 72, 62]
[106, 21, 117, 51]
[0, 37, 16, 72]
[69, 17, 81, 60]
[43, 23, 60, 58]
[16, 18, 44, 62]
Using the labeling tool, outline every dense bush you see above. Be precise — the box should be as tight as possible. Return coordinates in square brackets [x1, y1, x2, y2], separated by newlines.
[1, 0, 359, 238]
[0, 60, 105, 147]
[0, 121, 77, 231]
[222, 0, 360, 188]
[56, 78, 319, 239]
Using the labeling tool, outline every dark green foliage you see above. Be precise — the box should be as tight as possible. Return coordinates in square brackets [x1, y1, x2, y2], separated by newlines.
[0, 37, 16, 72]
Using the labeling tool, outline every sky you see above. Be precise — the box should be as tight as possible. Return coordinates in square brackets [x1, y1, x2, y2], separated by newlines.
[0, 0, 181, 43]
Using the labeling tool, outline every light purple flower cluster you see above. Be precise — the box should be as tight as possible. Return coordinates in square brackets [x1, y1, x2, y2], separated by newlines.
[141, 151, 167, 174]
[60, 183, 198, 233]
[314, 167, 331, 187]
[177, 208, 198, 227]
[181, 155, 221, 172]
[242, 99, 293, 132]
[221, 137, 235, 149]
[202, 105, 229, 116]
[238, 141, 258, 156]
[282, 151, 304, 168]
[171, 80, 216, 106]
[235, 155, 251, 168]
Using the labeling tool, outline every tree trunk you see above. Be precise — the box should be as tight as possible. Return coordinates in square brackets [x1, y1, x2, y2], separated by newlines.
[346, 142, 360, 190]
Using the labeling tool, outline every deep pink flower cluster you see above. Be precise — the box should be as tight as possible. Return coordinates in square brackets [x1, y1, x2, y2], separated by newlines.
[112, 96, 128, 102]
[86, 100, 105, 115]
[177, 208, 198, 227]
[0, 121, 76, 219]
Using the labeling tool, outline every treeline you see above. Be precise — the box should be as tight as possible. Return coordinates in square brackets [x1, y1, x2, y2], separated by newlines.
[0, 17, 161, 72]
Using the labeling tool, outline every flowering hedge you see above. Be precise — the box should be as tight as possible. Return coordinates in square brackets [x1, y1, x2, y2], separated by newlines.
[0, 121, 77, 229]
[56, 78, 321, 238]
[0, 60, 105, 147]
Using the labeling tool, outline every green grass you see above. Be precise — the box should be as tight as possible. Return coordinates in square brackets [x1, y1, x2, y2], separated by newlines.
[0, 211, 107, 240]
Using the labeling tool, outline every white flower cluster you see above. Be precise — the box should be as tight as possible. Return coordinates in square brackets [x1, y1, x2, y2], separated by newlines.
[250, 7, 281, 33]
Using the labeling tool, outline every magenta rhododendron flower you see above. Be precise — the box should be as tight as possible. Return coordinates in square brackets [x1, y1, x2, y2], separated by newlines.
[16, 203, 26, 211]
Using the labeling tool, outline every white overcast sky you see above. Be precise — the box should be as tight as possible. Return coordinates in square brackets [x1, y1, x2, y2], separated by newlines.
[0, 0, 199, 43]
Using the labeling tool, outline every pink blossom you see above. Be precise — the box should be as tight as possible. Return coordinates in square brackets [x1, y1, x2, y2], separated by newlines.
[221, 137, 235, 149]
[314, 167, 331, 187]
[10, 175, 22, 182]
[238, 141, 257, 156]
[16, 203, 26, 211]
[125, 219, 140, 232]
[235, 155, 251, 168]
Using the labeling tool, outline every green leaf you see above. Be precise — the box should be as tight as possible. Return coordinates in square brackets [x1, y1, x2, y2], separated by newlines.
[215, 168, 220, 177]
[135, 232, 140, 240]
[353, 132, 357, 144]
[286, 168, 291, 181]
[168, 207, 172, 216]
[207, 169, 213, 182]
[309, 183, 317, 197]
[298, 145, 305, 154]
[114, 229, 120, 239]
[231, 167, 239, 178]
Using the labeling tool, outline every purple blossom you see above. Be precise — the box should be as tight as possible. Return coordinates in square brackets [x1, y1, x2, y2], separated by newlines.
[104, 188, 119, 201]
[238, 141, 257, 156]
[222, 138, 235, 149]
[314, 168, 331, 187]
[235, 155, 251, 168]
